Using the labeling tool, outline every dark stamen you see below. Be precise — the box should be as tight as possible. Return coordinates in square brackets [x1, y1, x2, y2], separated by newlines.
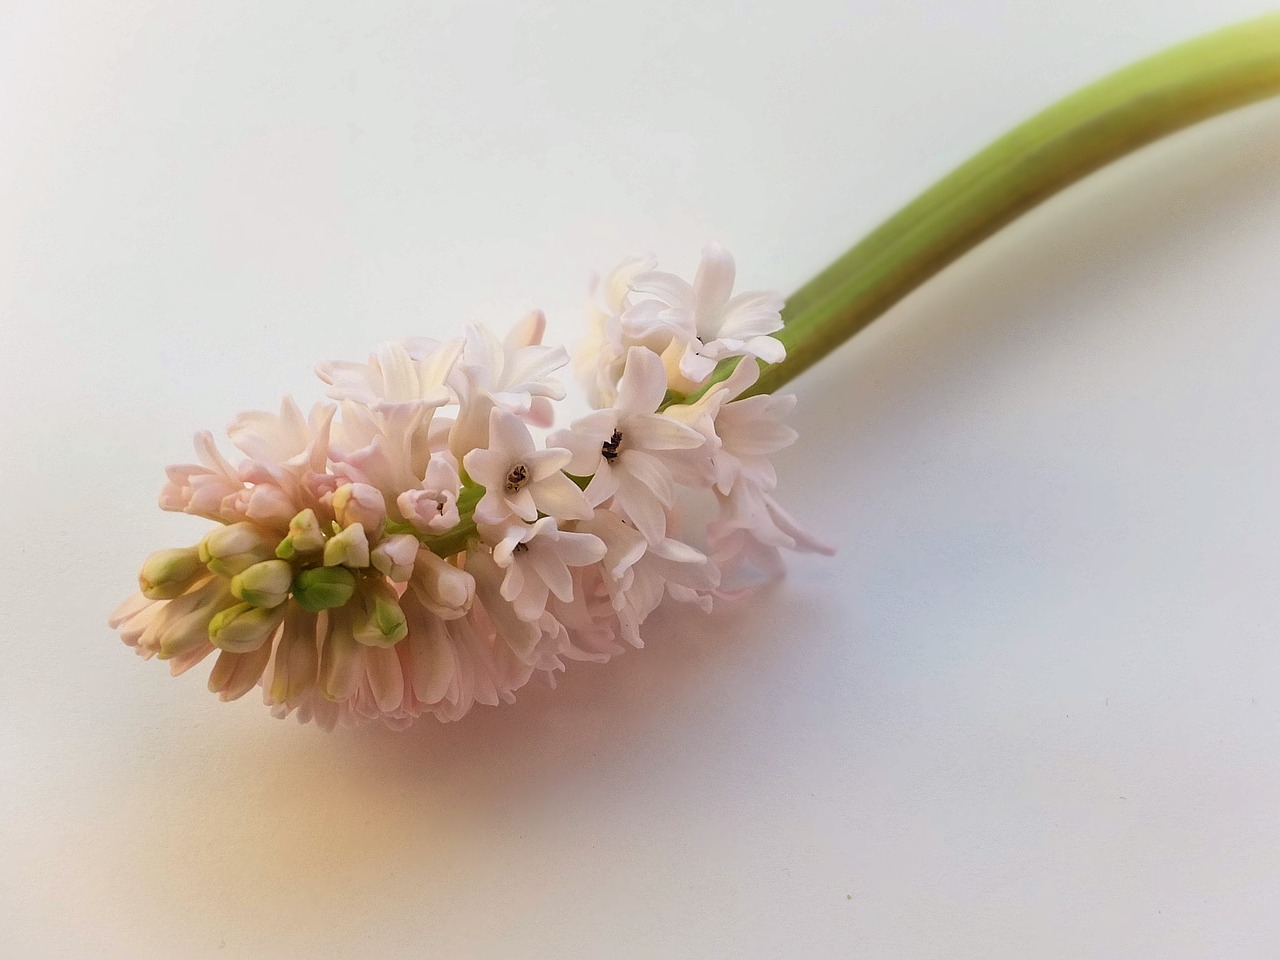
[505, 464, 529, 494]
[601, 430, 623, 463]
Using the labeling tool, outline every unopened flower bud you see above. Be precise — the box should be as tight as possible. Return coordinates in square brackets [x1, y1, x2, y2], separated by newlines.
[291, 566, 356, 612]
[351, 580, 408, 647]
[323, 523, 370, 568]
[276, 508, 325, 559]
[138, 547, 203, 599]
[371, 533, 419, 583]
[207, 601, 287, 653]
[332, 483, 387, 533]
[230, 559, 292, 608]
[199, 522, 276, 578]
[410, 549, 475, 619]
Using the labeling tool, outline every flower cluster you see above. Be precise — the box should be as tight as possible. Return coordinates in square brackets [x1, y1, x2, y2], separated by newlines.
[109, 244, 832, 728]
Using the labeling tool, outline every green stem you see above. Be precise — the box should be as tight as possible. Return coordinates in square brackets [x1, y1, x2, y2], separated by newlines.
[728, 13, 1280, 399]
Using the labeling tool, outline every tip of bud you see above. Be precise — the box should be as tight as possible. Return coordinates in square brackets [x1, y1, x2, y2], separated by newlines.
[323, 523, 371, 569]
[139, 547, 203, 599]
[352, 581, 408, 646]
[207, 601, 286, 653]
[291, 566, 357, 612]
[230, 559, 292, 608]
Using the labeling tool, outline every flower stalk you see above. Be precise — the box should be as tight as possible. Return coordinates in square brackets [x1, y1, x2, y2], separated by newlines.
[710, 13, 1280, 400]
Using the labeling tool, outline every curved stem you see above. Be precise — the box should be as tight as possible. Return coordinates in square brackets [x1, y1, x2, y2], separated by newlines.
[731, 14, 1280, 399]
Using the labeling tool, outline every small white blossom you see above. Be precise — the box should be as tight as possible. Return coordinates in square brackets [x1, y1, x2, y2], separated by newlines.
[664, 356, 796, 494]
[315, 338, 461, 411]
[552, 348, 703, 544]
[397, 455, 462, 534]
[490, 517, 607, 622]
[448, 314, 569, 454]
[464, 409, 592, 526]
[623, 242, 785, 389]
[573, 254, 657, 408]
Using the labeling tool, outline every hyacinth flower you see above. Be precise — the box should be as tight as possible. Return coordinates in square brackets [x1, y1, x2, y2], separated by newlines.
[111, 15, 1280, 727]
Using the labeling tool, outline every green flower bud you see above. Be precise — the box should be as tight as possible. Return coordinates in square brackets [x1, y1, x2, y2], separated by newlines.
[276, 508, 326, 559]
[291, 566, 356, 612]
[138, 546, 204, 599]
[200, 522, 277, 578]
[323, 523, 370, 569]
[207, 601, 287, 653]
[351, 579, 408, 647]
[230, 559, 293, 608]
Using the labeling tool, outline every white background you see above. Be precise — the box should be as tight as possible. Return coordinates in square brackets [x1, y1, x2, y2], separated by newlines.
[3, 2, 1280, 957]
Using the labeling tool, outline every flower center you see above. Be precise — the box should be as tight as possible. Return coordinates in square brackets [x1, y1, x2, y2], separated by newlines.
[505, 464, 529, 494]
[601, 430, 623, 464]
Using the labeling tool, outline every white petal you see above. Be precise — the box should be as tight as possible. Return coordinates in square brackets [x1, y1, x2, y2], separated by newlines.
[692, 242, 736, 332]
[618, 486, 666, 545]
[535, 555, 575, 604]
[744, 334, 786, 364]
[488, 409, 537, 458]
[504, 309, 546, 350]
[553, 530, 607, 567]
[625, 412, 705, 451]
[678, 345, 719, 385]
[615, 347, 668, 414]
[532, 472, 593, 521]
[620, 449, 674, 506]
[582, 462, 620, 507]
[629, 270, 693, 307]
[527, 446, 573, 480]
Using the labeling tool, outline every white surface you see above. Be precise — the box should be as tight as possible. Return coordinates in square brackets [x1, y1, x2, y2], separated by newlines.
[3, 2, 1280, 957]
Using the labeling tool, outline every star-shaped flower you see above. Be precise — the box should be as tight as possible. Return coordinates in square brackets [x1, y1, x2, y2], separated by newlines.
[464, 409, 593, 526]
[551, 347, 704, 544]
[622, 242, 785, 388]
[489, 517, 607, 622]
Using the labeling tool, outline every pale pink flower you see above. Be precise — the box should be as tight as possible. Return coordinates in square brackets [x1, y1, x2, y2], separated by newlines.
[596, 525, 719, 647]
[552, 348, 704, 544]
[162, 398, 338, 532]
[448, 314, 569, 454]
[664, 356, 797, 494]
[710, 484, 835, 596]
[464, 409, 592, 526]
[315, 338, 462, 411]
[489, 518, 607, 623]
[228, 398, 339, 529]
[108, 576, 231, 673]
[467, 545, 544, 664]
[624, 242, 785, 388]
[397, 456, 462, 534]
[544, 566, 627, 663]
[158, 431, 245, 523]
[396, 603, 535, 723]
[328, 400, 441, 507]
[573, 254, 658, 409]
[208, 642, 275, 702]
